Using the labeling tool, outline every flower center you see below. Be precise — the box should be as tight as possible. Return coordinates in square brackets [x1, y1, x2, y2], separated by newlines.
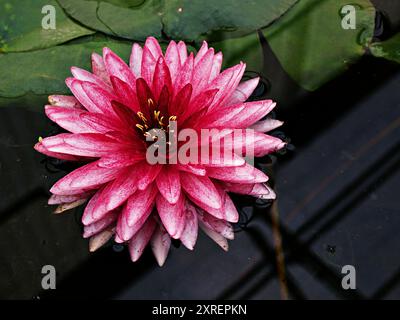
[134, 98, 177, 141]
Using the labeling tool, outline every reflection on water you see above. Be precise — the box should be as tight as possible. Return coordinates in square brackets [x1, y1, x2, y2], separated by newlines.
[1, 47, 400, 299]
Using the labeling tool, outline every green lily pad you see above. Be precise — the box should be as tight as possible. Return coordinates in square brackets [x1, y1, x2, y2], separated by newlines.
[58, 0, 163, 41]
[58, 0, 298, 41]
[0, 0, 95, 52]
[211, 32, 263, 72]
[262, 0, 376, 91]
[0, 40, 132, 98]
[370, 32, 400, 64]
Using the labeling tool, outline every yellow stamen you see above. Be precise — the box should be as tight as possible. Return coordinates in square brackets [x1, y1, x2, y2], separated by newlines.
[147, 98, 154, 108]
[136, 124, 145, 131]
[137, 112, 147, 123]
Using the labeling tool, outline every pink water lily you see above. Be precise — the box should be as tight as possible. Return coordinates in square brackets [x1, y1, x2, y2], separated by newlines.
[35, 37, 285, 266]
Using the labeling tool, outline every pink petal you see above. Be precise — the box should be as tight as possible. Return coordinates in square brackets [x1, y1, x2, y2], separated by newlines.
[141, 45, 157, 86]
[206, 163, 269, 184]
[103, 47, 136, 90]
[228, 100, 276, 128]
[50, 161, 122, 195]
[144, 36, 163, 60]
[152, 56, 172, 100]
[180, 173, 222, 209]
[197, 210, 234, 240]
[174, 52, 194, 93]
[128, 217, 156, 262]
[156, 193, 186, 239]
[45, 106, 93, 134]
[66, 78, 101, 113]
[177, 41, 188, 66]
[71, 66, 112, 93]
[223, 182, 276, 200]
[150, 225, 171, 267]
[179, 201, 198, 250]
[177, 164, 206, 176]
[194, 41, 209, 65]
[130, 43, 143, 77]
[48, 192, 92, 205]
[91, 168, 138, 220]
[34, 141, 81, 161]
[165, 41, 180, 82]
[199, 221, 229, 251]
[250, 119, 284, 132]
[124, 183, 158, 227]
[97, 150, 145, 169]
[81, 81, 117, 116]
[110, 76, 139, 112]
[83, 211, 118, 238]
[156, 166, 181, 204]
[226, 77, 259, 106]
[192, 48, 214, 97]
[79, 112, 123, 133]
[137, 162, 162, 190]
[207, 63, 246, 111]
[91, 52, 110, 84]
[209, 51, 223, 81]
[41, 133, 123, 157]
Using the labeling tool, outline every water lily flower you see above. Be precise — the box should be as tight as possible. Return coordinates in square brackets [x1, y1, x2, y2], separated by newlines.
[35, 37, 285, 266]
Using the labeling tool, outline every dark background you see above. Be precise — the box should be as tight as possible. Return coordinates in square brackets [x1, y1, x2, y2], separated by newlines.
[0, 0, 400, 299]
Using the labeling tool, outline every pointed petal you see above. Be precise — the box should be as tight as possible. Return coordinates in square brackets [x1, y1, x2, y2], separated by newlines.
[223, 182, 276, 199]
[177, 41, 188, 66]
[209, 51, 223, 81]
[41, 133, 123, 157]
[180, 173, 222, 209]
[83, 211, 118, 238]
[174, 52, 194, 93]
[156, 193, 185, 239]
[50, 161, 121, 195]
[81, 81, 117, 116]
[165, 40, 180, 82]
[130, 43, 143, 77]
[226, 77, 259, 106]
[179, 201, 198, 250]
[110, 76, 140, 112]
[128, 217, 156, 262]
[91, 169, 138, 220]
[137, 162, 162, 190]
[124, 184, 158, 227]
[156, 166, 181, 204]
[141, 45, 157, 86]
[250, 119, 284, 132]
[71, 66, 111, 93]
[206, 163, 269, 184]
[151, 225, 171, 267]
[192, 48, 214, 96]
[91, 53, 110, 84]
[103, 47, 135, 90]
[199, 221, 229, 251]
[45, 106, 93, 134]
[197, 210, 234, 240]
[152, 56, 172, 100]
[144, 36, 163, 60]
[66, 78, 100, 113]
